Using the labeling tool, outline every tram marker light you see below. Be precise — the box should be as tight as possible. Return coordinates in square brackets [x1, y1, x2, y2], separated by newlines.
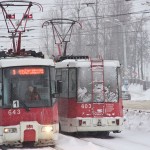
[6, 14, 15, 19]
[4, 128, 17, 133]
[23, 14, 33, 19]
[116, 119, 120, 125]
[79, 120, 82, 126]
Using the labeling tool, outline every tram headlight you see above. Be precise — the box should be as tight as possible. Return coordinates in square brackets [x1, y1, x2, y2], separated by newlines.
[41, 126, 53, 132]
[4, 128, 17, 133]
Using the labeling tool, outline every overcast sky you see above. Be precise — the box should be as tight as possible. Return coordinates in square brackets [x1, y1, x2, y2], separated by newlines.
[0, 0, 55, 51]
[0, 0, 149, 52]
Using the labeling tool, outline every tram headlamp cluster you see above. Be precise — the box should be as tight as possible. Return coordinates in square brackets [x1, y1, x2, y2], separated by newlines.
[41, 126, 53, 132]
[4, 128, 17, 133]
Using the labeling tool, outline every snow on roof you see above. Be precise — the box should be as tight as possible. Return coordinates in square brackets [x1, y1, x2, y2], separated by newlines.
[55, 59, 120, 68]
[104, 60, 120, 67]
[0, 57, 54, 68]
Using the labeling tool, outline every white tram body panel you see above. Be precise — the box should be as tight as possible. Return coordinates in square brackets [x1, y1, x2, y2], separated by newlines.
[0, 57, 54, 67]
[59, 117, 123, 133]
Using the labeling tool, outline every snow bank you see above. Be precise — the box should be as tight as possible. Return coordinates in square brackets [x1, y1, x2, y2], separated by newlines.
[128, 83, 150, 100]
[124, 109, 150, 132]
[56, 134, 108, 150]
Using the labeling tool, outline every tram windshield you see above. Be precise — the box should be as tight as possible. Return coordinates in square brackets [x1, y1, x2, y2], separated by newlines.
[78, 66, 119, 103]
[78, 67, 92, 102]
[2, 66, 55, 108]
[104, 66, 119, 102]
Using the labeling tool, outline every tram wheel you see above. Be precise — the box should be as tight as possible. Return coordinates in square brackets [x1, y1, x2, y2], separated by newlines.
[23, 142, 34, 148]
[97, 131, 110, 138]
[59, 123, 63, 133]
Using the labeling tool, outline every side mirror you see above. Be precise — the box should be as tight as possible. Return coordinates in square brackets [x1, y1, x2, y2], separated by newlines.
[57, 80, 62, 93]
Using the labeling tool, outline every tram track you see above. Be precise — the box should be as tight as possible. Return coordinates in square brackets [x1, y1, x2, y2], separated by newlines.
[78, 134, 150, 150]
[0, 145, 63, 150]
[77, 137, 115, 150]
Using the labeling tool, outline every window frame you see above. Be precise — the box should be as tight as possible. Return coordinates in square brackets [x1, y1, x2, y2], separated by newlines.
[68, 68, 77, 98]
[56, 67, 77, 99]
[0, 69, 2, 107]
[104, 66, 119, 103]
[2, 66, 53, 108]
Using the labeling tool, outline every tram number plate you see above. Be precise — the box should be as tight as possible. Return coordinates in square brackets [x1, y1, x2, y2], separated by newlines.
[81, 104, 91, 109]
[8, 109, 21, 116]
[13, 100, 19, 108]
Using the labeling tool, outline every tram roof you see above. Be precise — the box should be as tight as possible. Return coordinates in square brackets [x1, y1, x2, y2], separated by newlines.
[0, 57, 54, 68]
[55, 59, 120, 68]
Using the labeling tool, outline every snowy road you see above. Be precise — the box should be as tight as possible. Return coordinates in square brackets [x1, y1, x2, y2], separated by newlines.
[82, 131, 150, 150]
[55, 129, 150, 150]
[4, 130, 150, 150]
[123, 100, 150, 110]
[56, 108, 150, 150]
[2, 101, 150, 150]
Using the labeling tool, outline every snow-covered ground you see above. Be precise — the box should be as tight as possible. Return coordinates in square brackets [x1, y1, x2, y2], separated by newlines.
[128, 83, 150, 101]
[57, 84, 149, 150]
[6, 84, 150, 150]
[55, 108, 150, 150]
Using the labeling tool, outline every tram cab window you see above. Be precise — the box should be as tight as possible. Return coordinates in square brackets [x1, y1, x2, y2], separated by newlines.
[0, 69, 2, 106]
[104, 66, 119, 102]
[69, 68, 76, 98]
[2, 66, 52, 108]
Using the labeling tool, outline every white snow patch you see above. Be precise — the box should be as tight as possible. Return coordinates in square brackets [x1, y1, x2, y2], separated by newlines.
[128, 83, 150, 101]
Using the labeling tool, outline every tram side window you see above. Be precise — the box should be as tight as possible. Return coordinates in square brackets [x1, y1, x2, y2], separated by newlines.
[117, 67, 121, 97]
[56, 69, 69, 98]
[3, 70, 11, 106]
[69, 68, 76, 98]
[50, 67, 56, 104]
[0, 69, 2, 106]
[61, 69, 68, 98]
[56, 69, 62, 93]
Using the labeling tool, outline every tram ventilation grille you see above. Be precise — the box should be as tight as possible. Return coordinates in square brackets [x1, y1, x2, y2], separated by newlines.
[56, 55, 89, 62]
[0, 49, 44, 58]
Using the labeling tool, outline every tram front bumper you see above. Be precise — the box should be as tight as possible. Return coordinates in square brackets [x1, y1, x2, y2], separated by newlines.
[2, 121, 59, 146]
[66, 117, 123, 132]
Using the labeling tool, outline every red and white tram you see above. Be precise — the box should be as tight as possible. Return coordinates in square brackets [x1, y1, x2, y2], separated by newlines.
[0, 51, 59, 147]
[56, 56, 123, 136]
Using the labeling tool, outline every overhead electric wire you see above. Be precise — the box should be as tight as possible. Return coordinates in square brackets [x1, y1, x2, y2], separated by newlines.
[0, 8, 150, 23]
[38, 0, 146, 7]
[0, 0, 149, 48]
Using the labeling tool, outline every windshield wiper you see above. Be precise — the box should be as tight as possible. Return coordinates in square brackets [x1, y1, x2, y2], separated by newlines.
[10, 84, 30, 112]
[19, 100, 30, 112]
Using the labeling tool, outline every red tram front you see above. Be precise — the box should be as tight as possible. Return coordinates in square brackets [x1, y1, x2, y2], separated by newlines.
[0, 56, 59, 147]
[56, 56, 123, 136]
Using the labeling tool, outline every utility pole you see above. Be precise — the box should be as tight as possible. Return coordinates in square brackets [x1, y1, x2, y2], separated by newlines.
[60, 0, 63, 33]
[95, 0, 99, 57]
[77, 7, 81, 55]
[122, 25, 127, 72]
[76, 3, 86, 55]
[105, 19, 127, 77]
[60, 0, 64, 54]
[45, 26, 49, 57]
[82, 0, 99, 57]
